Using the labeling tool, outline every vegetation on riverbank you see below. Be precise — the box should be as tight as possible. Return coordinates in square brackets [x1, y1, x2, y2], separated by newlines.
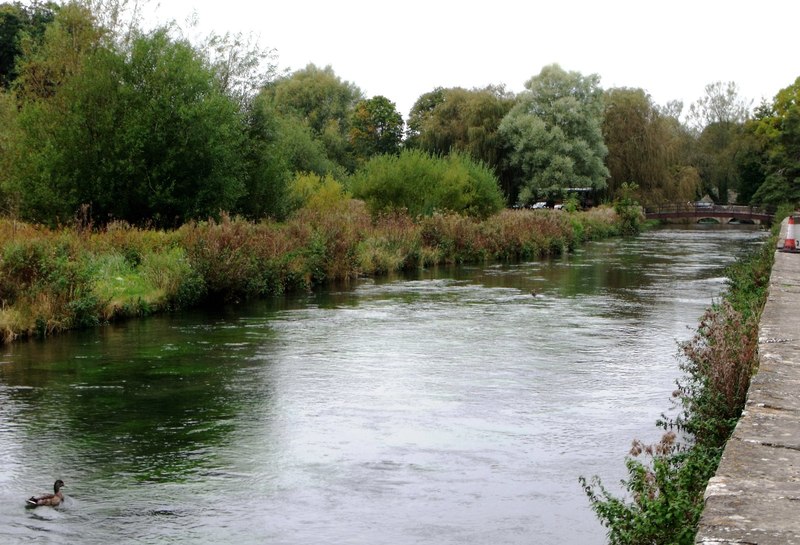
[0, 203, 631, 344]
[580, 208, 787, 544]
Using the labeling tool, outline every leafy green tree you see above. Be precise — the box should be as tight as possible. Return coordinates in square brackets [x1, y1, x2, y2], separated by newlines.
[0, 88, 20, 212]
[349, 95, 403, 164]
[695, 122, 745, 202]
[734, 123, 770, 205]
[407, 86, 513, 163]
[0, 1, 56, 88]
[499, 64, 609, 204]
[684, 82, 752, 202]
[263, 64, 363, 172]
[11, 4, 248, 226]
[14, 1, 104, 102]
[239, 102, 292, 220]
[349, 149, 504, 219]
[406, 86, 515, 198]
[113, 30, 249, 224]
[240, 93, 345, 220]
[8, 1, 107, 220]
[750, 77, 800, 206]
[405, 87, 445, 147]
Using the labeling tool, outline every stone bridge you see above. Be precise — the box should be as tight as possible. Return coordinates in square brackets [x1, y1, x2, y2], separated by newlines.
[645, 203, 774, 225]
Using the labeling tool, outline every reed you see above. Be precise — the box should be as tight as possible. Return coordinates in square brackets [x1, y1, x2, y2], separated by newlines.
[0, 203, 625, 343]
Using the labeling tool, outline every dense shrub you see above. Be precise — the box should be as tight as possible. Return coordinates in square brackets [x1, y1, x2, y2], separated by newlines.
[0, 231, 98, 338]
[177, 214, 305, 300]
[287, 172, 351, 214]
[349, 149, 504, 219]
[614, 182, 645, 236]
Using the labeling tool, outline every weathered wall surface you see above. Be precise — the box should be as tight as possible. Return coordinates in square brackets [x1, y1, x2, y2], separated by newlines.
[696, 219, 800, 545]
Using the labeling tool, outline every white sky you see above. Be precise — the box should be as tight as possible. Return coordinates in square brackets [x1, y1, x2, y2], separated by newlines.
[149, 0, 799, 120]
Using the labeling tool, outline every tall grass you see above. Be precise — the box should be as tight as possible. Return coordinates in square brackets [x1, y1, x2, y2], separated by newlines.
[0, 203, 625, 343]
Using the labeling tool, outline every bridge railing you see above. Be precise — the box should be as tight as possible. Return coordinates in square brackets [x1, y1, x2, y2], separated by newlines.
[644, 203, 774, 218]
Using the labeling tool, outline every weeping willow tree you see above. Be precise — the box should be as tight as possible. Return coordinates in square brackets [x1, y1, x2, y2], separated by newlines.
[406, 85, 516, 199]
[602, 88, 699, 205]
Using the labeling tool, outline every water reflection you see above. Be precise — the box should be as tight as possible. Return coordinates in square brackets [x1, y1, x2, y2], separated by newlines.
[0, 313, 279, 485]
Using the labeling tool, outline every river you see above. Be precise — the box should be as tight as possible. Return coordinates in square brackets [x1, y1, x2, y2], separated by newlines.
[0, 225, 768, 544]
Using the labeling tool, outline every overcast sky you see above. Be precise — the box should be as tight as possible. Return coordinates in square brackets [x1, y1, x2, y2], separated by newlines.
[149, 0, 799, 120]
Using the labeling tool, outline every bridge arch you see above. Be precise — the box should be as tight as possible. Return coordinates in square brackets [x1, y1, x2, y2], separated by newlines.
[644, 203, 773, 225]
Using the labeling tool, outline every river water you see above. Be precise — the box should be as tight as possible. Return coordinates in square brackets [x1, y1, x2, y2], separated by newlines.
[0, 225, 767, 545]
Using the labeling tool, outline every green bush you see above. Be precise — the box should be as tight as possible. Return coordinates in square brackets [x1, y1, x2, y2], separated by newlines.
[349, 149, 504, 219]
[614, 182, 644, 236]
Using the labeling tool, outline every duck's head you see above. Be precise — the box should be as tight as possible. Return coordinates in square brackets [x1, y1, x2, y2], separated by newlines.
[54, 480, 65, 493]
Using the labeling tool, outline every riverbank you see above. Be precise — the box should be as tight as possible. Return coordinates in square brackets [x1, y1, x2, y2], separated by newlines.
[694, 217, 800, 544]
[581, 212, 779, 544]
[0, 204, 627, 344]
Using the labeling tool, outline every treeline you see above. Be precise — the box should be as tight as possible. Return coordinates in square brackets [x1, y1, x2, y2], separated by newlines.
[0, 0, 503, 226]
[1, 1, 798, 228]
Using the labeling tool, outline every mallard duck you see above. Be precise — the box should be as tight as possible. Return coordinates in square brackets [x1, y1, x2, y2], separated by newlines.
[26, 480, 66, 507]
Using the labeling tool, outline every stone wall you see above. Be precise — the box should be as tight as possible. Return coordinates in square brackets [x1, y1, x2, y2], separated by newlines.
[695, 218, 800, 544]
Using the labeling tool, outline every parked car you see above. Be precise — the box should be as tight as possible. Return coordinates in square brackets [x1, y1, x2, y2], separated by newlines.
[531, 202, 547, 209]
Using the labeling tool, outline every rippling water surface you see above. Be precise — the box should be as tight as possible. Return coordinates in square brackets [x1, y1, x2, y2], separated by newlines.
[0, 225, 767, 544]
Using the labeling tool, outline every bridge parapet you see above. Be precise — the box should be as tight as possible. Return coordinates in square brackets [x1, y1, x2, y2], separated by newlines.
[644, 203, 774, 224]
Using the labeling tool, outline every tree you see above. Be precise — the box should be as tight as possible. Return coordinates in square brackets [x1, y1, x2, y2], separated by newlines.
[685, 82, 753, 202]
[0, 1, 57, 88]
[109, 30, 249, 224]
[499, 64, 609, 204]
[11, 4, 248, 226]
[8, 1, 107, 221]
[349, 95, 403, 164]
[203, 30, 278, 108]
[687, 81, 751, 134]
[734, 121, 770, 204]
[263, 64, 363, 172]
[406, 85, 516, 198]
[750, 77, 800, 206]
[239, 93, 345, 220]
[696, 122, 745, 202]
[407, 86, 513, 163]
[0, 88, 20, 212]
[405, 87, 445, 147]
[14, 1, 104, 102]
[603, 88, 698, 204]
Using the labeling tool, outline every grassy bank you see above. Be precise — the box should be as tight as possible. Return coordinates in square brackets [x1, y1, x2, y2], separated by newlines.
[580, 211, 781, 544]
[0, 203, 627, 344]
